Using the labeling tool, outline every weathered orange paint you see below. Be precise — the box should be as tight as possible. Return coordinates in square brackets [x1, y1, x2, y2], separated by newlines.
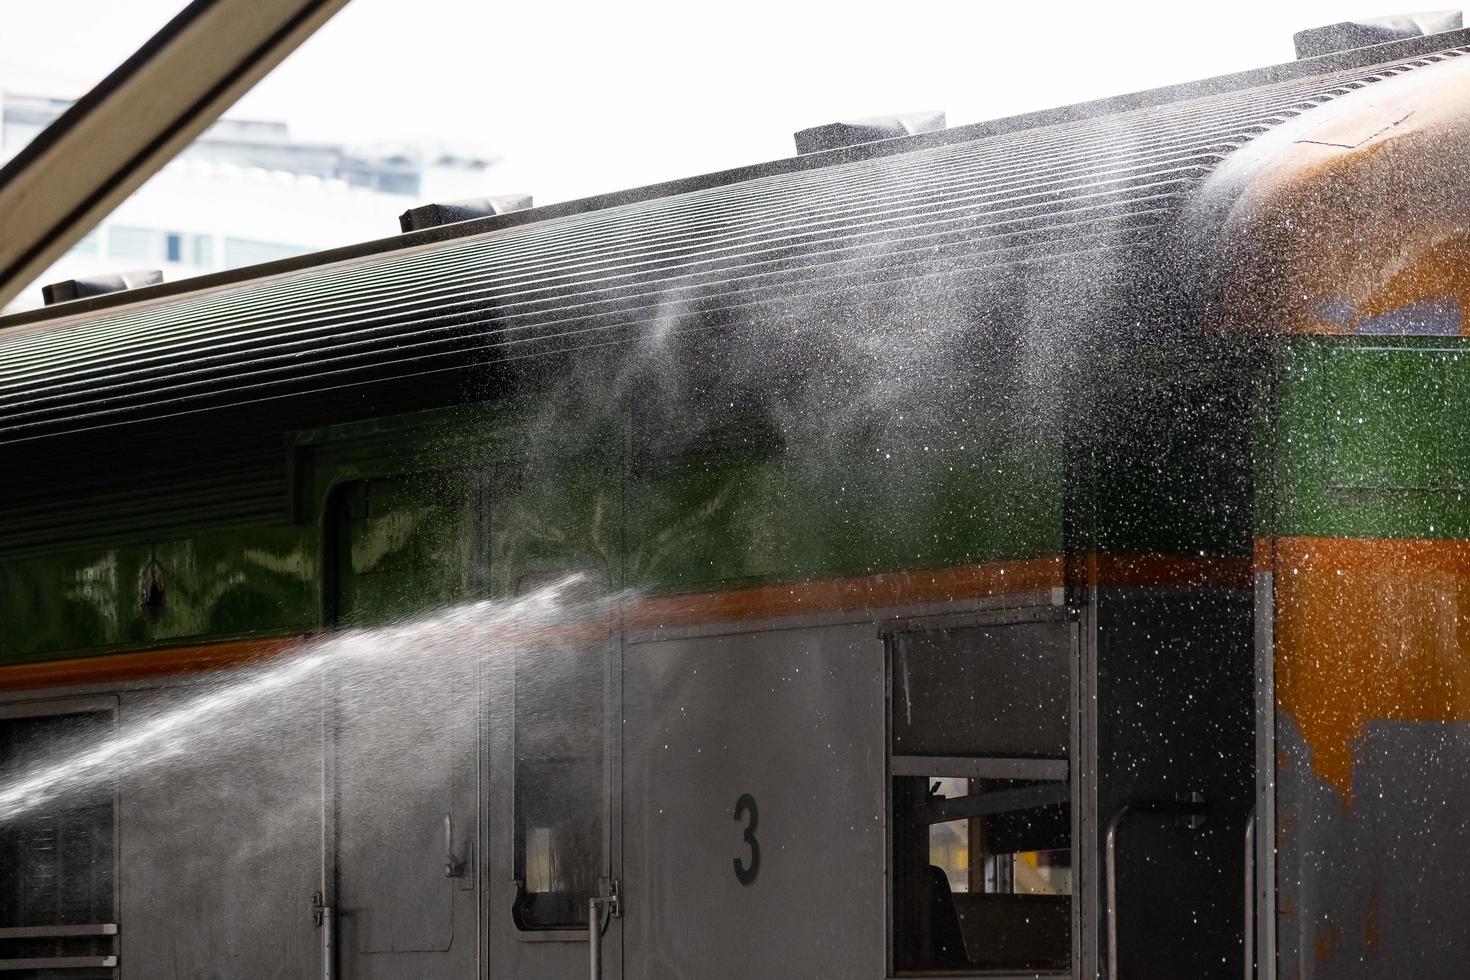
[1353, 235, 1470, 331]
[1267, 536, 1470, 803]
[1315, 923, 1342, 965]
[1363, 883, 1382, 958]
[1213, 56, 1470, 335]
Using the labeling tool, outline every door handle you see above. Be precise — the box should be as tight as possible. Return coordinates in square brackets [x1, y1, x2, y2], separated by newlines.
[1104, 793, 1210, 980]
[1244, 808, 1256, 980]
[443, 812, 467, 878]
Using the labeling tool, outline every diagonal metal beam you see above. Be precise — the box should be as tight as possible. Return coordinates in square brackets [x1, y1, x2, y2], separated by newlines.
[0, 0, 353, 310]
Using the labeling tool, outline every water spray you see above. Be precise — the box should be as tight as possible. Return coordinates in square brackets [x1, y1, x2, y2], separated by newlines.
[0, 574, 608, 824]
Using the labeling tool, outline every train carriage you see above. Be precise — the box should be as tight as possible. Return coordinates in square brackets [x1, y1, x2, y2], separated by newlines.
[0, 17, 1468, 980]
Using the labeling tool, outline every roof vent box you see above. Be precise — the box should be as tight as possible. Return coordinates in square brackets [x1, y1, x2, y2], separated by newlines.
[42, 269, 163, 306]
[794, 110, 946, 155]
[1294, 9, 1463, 58]
[399, 193, 534, 232]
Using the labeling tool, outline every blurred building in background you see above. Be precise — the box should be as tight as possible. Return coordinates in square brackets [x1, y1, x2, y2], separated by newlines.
[1, 77, 497, 313]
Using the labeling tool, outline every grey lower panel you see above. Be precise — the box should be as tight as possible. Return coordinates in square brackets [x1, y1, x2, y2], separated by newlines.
[621, 621, 886, 980]
[118, 686, 321, 980]
[1275, 716, 1470, 980]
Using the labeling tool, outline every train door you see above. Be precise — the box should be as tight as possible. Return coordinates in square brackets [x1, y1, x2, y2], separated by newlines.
[117, 669, 324, 979]
[485, 606, 618, 979]
[328, 474, 484, 980]
[620, 619, 887, 979]
[1091, 586, 1254, 980]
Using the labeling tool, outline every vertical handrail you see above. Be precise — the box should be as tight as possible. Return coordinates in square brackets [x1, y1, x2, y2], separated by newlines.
[1104, 796, 1210, 980]
[320, 899, 334, 980]
[589, 881, 621, 980]
[1104, 804, 1132, 980]
[1244, 809, 1256, 980]
[589, 898, 603, 980]
[318, 669, 336, 980]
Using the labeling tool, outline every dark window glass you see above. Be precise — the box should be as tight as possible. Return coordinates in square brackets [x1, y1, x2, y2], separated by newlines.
[512, 577, 605, 930]
[893, 622, 1069, 758]
[164, 232, 183, 263]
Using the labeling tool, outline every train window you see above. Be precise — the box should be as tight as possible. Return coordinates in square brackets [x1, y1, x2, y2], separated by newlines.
[0, 708, 116, 978]
[892, 621, 1068, 758]
[889, 620, 1071, 975]
[511, 576, 607, 932]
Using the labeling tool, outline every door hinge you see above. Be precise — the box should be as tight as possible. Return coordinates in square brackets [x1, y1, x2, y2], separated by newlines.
[311, 890, 331, 928]
[593, 877, 622, 921]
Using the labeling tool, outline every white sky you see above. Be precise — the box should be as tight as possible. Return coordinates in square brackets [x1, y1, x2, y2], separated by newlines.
[0, 1, 1411, 203]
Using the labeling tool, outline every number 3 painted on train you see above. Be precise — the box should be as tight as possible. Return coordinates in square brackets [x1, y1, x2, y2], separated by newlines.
[733, 793, 760, 885]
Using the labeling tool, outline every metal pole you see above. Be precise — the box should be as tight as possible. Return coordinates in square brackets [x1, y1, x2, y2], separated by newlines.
[318, 669, 336, 980]
[321, 903, 334, 980]
[589, 884, 621, 980]
[589, 898, 603, 980]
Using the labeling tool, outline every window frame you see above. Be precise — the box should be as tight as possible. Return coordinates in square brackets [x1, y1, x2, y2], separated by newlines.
[882, 604, 1079, 980]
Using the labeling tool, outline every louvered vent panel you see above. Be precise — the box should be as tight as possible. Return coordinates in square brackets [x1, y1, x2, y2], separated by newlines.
[0, 712, 116, 978]
[0, 432, 288, 554]
[0, 46, 1463, 451]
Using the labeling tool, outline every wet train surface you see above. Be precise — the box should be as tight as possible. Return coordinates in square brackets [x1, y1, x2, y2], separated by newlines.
[1, 20, 1469, 980]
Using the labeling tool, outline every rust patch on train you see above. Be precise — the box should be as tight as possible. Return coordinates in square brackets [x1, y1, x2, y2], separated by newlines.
[1276, 810, 1296, 848]
[1267, 536, 1470, 803]
[1213, 56, 1470, 335]
[1363, 883, 1382, 958]
[1315, 922, 1342, 965]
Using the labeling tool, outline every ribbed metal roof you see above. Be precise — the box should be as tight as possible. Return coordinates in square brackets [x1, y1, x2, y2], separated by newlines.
[0, 41, 1465, 450]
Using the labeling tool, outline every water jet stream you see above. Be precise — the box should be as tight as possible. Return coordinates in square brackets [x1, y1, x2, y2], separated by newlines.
[0, 574, 610, 824]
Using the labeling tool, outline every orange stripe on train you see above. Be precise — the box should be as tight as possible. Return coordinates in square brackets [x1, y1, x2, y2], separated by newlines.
[0, 552, 1258, 692]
